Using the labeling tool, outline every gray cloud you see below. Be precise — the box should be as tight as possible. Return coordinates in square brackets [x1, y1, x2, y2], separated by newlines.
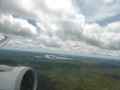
[74, 0, 120, 22]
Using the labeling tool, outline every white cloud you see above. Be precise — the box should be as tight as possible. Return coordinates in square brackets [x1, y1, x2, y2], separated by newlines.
[82, 21, 120, 50]
[104, 0, 115, 4]
[1, 0, 120, 56]
[0, 14, 37, 37]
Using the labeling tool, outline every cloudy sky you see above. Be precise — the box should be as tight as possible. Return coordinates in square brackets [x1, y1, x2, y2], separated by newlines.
[0, 0, 120, 56]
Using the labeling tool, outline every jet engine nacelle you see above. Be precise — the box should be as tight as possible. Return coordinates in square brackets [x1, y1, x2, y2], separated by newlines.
[0, 65, 37, 90]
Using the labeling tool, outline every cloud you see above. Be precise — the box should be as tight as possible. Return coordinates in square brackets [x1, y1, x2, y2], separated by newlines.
[0, 0, 36, 17]
[1, 0, 120, 56]
[0, 14, 37, 37]
[82, 21, 120, 50]
[74, 0, 120, 22]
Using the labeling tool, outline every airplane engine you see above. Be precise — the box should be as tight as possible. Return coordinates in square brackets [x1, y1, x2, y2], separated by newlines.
[0, 65, 37, 90]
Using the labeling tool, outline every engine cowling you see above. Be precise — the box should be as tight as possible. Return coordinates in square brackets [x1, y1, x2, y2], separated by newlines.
[0, 65, 37, 90]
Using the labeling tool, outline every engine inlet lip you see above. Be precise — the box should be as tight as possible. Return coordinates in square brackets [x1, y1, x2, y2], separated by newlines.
[15, 67, 37, 90]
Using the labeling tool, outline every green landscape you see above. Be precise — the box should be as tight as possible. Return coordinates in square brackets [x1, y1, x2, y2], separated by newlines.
[0, 49, 120, 90]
